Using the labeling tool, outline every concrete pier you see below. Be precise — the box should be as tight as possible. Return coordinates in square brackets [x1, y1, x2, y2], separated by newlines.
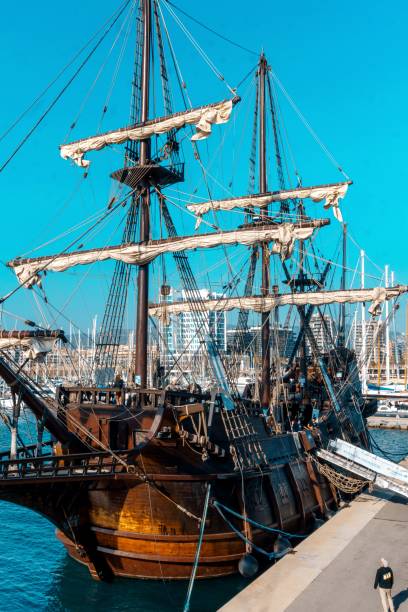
[220, 461, 408, 612]
[368, 416, 408, 430]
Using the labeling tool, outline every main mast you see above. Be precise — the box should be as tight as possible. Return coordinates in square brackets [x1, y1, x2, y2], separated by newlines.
[259, 54, 270, 408]
[135, 0, 151, 386]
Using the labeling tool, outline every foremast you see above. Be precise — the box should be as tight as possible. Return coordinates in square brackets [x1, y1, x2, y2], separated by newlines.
[135, 0, 152, 387]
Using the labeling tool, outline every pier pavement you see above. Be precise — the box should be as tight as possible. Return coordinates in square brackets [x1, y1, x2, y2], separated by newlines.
[220, 460, 408, 612]
[368, 416, 408, 430]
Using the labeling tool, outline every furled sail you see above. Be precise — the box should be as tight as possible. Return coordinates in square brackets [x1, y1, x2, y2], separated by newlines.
[8, 221, 326, 288]
[0, 330, 65, 360]
[60, 98, 238, 168]
[187, 181, 350, 225]
[149, 286, 408, 324]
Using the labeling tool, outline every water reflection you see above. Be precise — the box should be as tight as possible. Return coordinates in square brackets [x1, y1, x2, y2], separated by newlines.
[44, 553, 248, 612]
[370, 429, 408, 461]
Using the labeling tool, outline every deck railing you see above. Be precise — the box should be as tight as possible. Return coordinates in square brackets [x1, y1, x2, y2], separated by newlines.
[57, 386, 163, 409]
[0, 449, 130, 481]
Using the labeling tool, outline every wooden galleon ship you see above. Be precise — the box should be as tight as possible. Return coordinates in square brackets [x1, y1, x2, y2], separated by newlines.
[0, 0, 405, 583]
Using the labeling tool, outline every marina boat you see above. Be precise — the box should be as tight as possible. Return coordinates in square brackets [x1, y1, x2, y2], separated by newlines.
[375, 400, 408, 416]
[0, 0, 406, 584]
[367, 382, 406, 394]
[367, 384, 408, 415]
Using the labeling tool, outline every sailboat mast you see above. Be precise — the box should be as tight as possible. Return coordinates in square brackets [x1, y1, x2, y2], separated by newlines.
[259, 54, 270, 407]
[385, 264, 390, 382]
[135, 0, 151, 386]
[360, 250, 367, 393]
[338, 222, 347, 346]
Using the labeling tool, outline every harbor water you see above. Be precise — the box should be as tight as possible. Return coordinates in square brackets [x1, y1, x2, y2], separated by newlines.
[0, 429, 406, 612]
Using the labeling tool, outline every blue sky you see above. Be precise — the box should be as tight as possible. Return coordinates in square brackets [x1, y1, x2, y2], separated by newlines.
[0, 0, 407, 334]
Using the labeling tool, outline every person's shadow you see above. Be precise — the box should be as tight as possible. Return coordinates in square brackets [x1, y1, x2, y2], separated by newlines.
[394, 587, 408, 610]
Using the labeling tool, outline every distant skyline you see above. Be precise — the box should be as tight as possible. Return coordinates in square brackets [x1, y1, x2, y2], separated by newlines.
[0, 1, 407, 334]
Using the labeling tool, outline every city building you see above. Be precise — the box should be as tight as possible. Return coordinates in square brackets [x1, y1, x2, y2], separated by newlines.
[176, 289, 227, 352]
[226, 324, 296, 361]
[308, 314, 337, 353]
[157, 286, 176, 371]
[158, 287, 227, 372]
[351, 319, 385, 363]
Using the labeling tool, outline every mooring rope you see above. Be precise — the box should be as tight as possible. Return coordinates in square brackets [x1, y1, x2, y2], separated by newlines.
[183, 483, 211, 612]
[212, 501, 290, 561]
[213, 501, 308, 539]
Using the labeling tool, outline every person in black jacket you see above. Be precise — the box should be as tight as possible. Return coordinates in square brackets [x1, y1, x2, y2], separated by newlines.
[374, 558, 395, 612]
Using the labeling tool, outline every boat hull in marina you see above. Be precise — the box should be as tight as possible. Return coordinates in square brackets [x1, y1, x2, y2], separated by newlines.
[53, 459, 332, 580]
[0, 434, 334, 580]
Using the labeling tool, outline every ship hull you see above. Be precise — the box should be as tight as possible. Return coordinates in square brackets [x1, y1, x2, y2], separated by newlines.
[43, 457, 334, 580]
[0, 378, 341, 581]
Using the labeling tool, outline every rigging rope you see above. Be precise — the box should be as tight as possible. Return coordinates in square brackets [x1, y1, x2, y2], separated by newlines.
[0, 0, 132, 174]
[213, 501, 292, 560]
[97, 1, 137, 133]
[19, 204, 109, 259]
[266, 70, 289, 212]
[164, 1, 258, 57]
[0, 185, 139, 305]
[157, 1, 193, 108]
[159, 196, 267, 470]
[160, 0, 236, 95]
[66, 1, 136, 141]
[272, 72, 350, 181]
[183, 483, 211, 612]
[0, 0, 131, 145]
[213, 500, 307, 539]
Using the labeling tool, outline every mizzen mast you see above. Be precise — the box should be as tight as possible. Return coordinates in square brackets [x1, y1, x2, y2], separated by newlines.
[259, 54, 270, 408]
